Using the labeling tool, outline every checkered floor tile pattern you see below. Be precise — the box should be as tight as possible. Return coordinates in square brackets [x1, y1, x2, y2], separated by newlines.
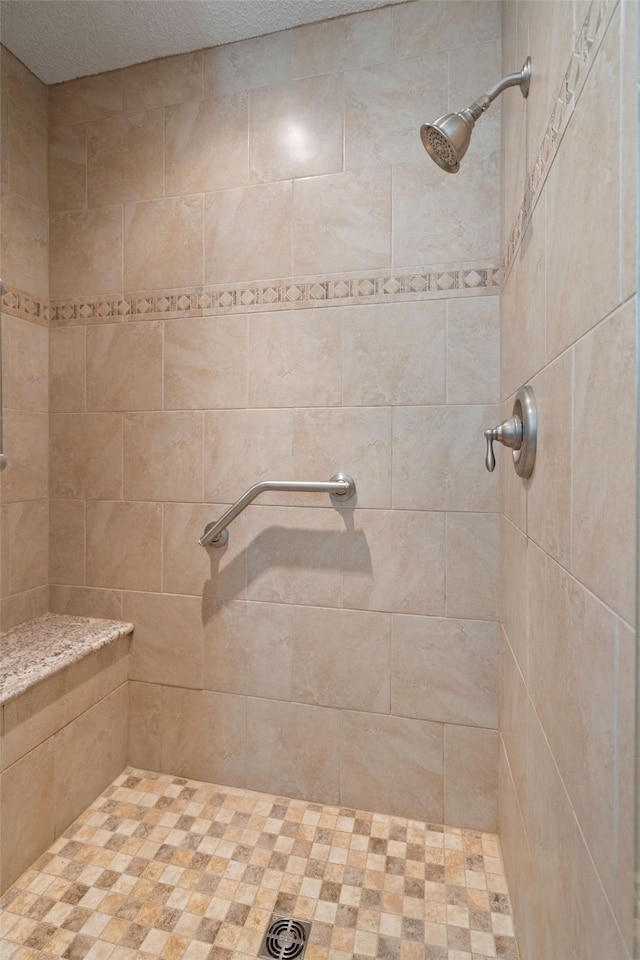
[0, 768, 518, 960]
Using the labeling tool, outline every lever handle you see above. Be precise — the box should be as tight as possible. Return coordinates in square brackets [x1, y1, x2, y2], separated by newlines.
[483, 416, 523, 472]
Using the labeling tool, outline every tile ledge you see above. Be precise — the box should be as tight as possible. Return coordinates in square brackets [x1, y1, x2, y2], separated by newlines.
[0, 612, 134, 706]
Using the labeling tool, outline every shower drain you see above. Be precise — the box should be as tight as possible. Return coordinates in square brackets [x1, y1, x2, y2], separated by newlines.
[258, 915, 311, 960]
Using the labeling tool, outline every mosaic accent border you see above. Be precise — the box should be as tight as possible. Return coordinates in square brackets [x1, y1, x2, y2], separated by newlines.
[0, 285, 50, 325]
[48, 265, 500, 325]
[503, 0, 618, 279]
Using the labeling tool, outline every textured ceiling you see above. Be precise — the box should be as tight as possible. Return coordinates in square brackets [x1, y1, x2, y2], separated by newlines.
[0, 0, 407, 85]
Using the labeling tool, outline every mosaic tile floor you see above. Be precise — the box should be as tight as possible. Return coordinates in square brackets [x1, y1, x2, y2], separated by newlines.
[0, 768, 518, 960]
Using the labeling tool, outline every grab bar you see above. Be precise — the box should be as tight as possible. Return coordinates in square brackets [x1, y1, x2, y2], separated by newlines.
[199, 473, 356, 547]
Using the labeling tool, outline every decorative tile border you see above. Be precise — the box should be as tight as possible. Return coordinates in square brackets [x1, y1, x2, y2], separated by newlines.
[503, 0, 618, 279]
[48, 265, 500, 325]
[0, 285, 49, 325]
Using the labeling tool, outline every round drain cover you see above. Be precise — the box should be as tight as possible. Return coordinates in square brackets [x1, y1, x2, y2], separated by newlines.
[260, 916, 310, 960]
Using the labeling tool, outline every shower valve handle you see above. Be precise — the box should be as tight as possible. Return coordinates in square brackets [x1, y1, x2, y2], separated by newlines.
[484, 416, 523, 472]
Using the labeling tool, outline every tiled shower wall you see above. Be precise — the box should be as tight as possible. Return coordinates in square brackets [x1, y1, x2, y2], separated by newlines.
[0, 48, 50, 629]
[499, 1, 636, 958]
[45, 0, 504, 827]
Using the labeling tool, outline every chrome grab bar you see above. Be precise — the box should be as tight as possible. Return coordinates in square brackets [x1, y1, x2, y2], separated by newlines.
[199, 473, 356, 547]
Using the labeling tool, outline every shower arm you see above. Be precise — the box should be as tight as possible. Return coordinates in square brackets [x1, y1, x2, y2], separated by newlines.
[199, 473, 356, 548]
[466, 58, 532, 121]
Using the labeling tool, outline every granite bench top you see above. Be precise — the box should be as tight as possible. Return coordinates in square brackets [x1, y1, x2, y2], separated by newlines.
[0, 613, 134, 706]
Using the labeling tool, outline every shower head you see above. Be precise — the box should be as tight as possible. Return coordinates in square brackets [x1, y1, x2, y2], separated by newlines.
[421, 56, 531, 174]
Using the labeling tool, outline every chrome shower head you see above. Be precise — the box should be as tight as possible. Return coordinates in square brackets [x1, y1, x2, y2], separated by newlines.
[421, 57, 531, 174]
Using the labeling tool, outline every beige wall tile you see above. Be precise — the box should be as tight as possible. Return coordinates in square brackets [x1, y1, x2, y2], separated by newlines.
[499, 632, 528, 818]
[87, 321, 163, 411]
[521, 0, 574, 160]
[54, 683, 128, 835]
[392, 156, 498, 268]
[293, 606, 390, 712]
[449, 40, 502, 162]
[5, 316, 48, 412]
[203, 599, 292, 700]
[342, 509, 445, 616]
[444, 725, 497, 831]
[292, 408, 391, 509]
[531, 557, 617, 902]
[345, 53, 447, 169]
[392, 615, 497, 727]
[87, 109, 164, 207]
[247, 698, 340, 803]
[447, 297, 499, 404]
[7, 98, 48, 208]
[545, 13, 620, 358]
[502, 204, 546, 399]
[126, 590, 203, 689]
[293, 168, 391, 275]
[163, 502, 247, 600]
[498, 743, 533, 960]
[342, 301, 446, 406]
[86, 500, 162, 592]
[50, 71, 123, 125]
[3, 501, 48, 598]
[124, 411, 203, 502]
[50, 326, 86, 413]
[1, 584, 49, 630]
[246, 504, 342, 608]
[124, 196, 203, 291]
[500, 516, 529, 672]
[572, 301, 636, 623]
[292, 7, 391, 78]
[49, 584, 123, 619]
[615, 618, 635, 950]
[1, 193, 49, 298]
[96, 634, 130, 700]
[49, 124, 87, 213]
[2, 410, 48, 502]
[129, 680, 162, 770]
[204, 409, 293, 507]
[204, 182, 292, 284]
[500, 8, 527, 256]
[392, 0, 500, 60]
[50, 413, 122, 500]
[122, 51, 203, 112]
[1, 47, 48, 127]
[0, 738, 55, 891]
[205, 31, 292, 95]
[249, 74, 343, 183]
[446, 512, 499, 621]
[49, 498, 85, 586]
[341, 711, 443, 821]
[50, 205, 123, 299]
[527, 349, 572, 568]
[165, 93, 248, 196]
[392, 405, 498, 512]
[620, 1, 637, 302]
[164, 315, 248, 410]
[248, 312, 341, 408]
[162, 686, 246, 786]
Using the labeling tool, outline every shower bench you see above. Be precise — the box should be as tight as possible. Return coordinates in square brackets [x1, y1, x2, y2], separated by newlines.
[0, 613, 134, 893]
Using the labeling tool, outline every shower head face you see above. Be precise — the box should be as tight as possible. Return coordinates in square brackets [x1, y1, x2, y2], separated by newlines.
[420, 112, 474, 173]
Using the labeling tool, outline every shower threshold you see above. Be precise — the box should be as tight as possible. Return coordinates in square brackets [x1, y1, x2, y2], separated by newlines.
[0, 768, 518, 960]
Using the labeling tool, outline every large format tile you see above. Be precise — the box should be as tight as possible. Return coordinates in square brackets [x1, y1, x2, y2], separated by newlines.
[87, 109, 164, 207]
[203, 600, 293, 700]
[0, 739, 55, 891]
[572, 301, 636, 623]
[1, 411, 48, 502]
[162, 687, 246, 786]
[204, 182, 293, 284]
[342, 300, 446, 406]
[128, 680, 161, 770]
[126, 591, 204, 689]
[163, 502, 247, 601]
[50, 205, 122, 299]
[249, 74, 343, 183]
[342, 509, 445, 616]
[7, 99, 48, 208]
[247, 699, 340, 804]
[124, 411, 204, 502]
[122, 50, 203, 111]
[49, 71, 123, 125]
[392, 615, 498, 727]
[49, 123, 87, 213]
[86, 501, 162, 592]
[87, 321, 162, 412]
[49, 327, 86, 414]
[293, 168, 391, 275]
[445, 512, 499, 621]
[4, 316, 48, 413]
[49, 498, 85, 586]
[205, 30, 292, 95]
[341, 711, 443, 822]
[50, 413, 122, 500]
[2, 194, 49, 299]
[165, 94, 248, 196]
[165, 315, 247, 410]
[444, 725, 497, 831]
[392, 0, 500, 60]
[2, 500, 49, 597]
[292, 606, 391, 713]
[447, 296, 499, 404]
[292, 7, 391, 78]
[124, 196, 204, 291]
